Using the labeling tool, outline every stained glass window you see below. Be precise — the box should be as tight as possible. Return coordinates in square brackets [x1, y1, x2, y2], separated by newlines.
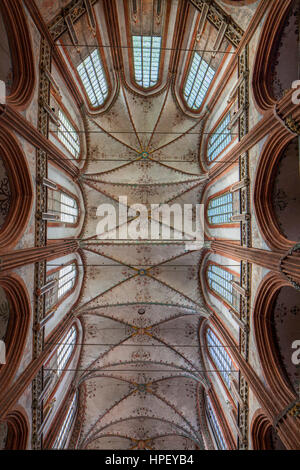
[77, 49, 108, 107]
[207, 192, 233, 225]
[58, 111, 80, 158]
[53, 392, 77, 449]
[206, 396, 227, 450]
[132, 36, 162, 88]
[208, 112, 232, 162]
[183, 53, 215, 110]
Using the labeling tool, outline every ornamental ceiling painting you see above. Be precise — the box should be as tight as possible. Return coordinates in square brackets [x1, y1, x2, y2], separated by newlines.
[33, 0, 259, 450]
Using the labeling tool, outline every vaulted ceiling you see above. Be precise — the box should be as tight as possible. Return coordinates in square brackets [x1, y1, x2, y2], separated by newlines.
[35, 0, 259, 450]
[73, 73, 210, 449]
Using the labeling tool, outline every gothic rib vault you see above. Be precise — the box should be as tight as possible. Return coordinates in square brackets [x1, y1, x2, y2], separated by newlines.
[1, 0, 299, 452]
[72, 80, 211, 450]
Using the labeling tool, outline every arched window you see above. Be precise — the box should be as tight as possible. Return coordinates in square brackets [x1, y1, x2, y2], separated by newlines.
[55, 325, 77, 377]
[48, 189, 78, 225]
[207, 112, 232, 162]
[53, 392, 77, 449]
[45, 263, 77, 311]
[206, 328, 232, 387]
[207, 264, 239, 309]
[57, 110, 80, 159]
[77, 49, 109, 107]
[206, 396, 227, 450]
[183, 53, 215, 110]
[132, 35, 162, 88]
[42, 326, 77, 404]
[207, 192, 233, 225]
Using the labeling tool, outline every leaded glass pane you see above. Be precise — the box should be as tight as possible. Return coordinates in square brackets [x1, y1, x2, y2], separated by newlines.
[183, 53, 215, 110]
[207, 192, 233, 225]
[206, 328, 232, 387]
[53, 392, 77, 449]
[58, 111, 80, 158]
[56, 326, 77, 376]
[132, 36, 162, 88]
[60, 193, 78, 224]
[208, 113, 232, 162]
[58, 264, 76, 299]
[206, 396, 227, 450]
[77, 49, 109, 107]
[207, 264, 234, 306]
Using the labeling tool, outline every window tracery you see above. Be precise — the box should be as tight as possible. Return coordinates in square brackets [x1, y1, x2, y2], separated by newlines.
[57, 110, 80, 159]
[183, 53, 215, 110]
[45, 263, 77, 312]
[132, 35, 162, 88]
[207, 264, 239, 310]
[206, 396, 227, 450]
[47, 189, 78, 225]
[77, 49, 109, 107]
[207, 112, 232, 162]
[42, 326, 77, 406]
[206, 328, 232, 388]
[207, 192, 233, 225]
[53, 392, 77, 449]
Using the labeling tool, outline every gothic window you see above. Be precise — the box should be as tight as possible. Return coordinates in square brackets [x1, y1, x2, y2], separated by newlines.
[206, 328, 232, 387]
[132, 35, 162, 88]
[57, 110, 80, 159]
[56, 326, 77, 375]
[42, 326, 77, 404]
[207, 192, 233, 225]
[45, 263, 77, 312]
[207, 264, 239, 309]
[183, 53, 215, 110]
[206, 396, 227, 450]
[208, 112, 232, 162]
[77, 49, 109, 107]
[53, 392, 77, 449]
[48, 189, 78, 225]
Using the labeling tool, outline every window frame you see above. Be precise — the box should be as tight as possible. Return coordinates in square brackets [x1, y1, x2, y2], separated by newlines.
[206, 395, 228, 450]
[206, 262, 240, 311]
[52, 391, 78, 450]
[77, 48, 109, 108]
[207, 111, 232, 163]
[42, 325, 78, 408]
[206, 327, 233, 389]
[183, 52, 216, 111]
[47, 185, 80, 228]
[131, 35, 162, 89]
[49, 92, 83, 163]
[45, 259, 78, 313]
[57, 109, 81, 160]
[207, 191, 234, 226]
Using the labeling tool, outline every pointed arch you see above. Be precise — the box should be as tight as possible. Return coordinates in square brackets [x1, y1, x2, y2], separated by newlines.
[0, 126, 33, 250]
[252, 0, 293, 111]
[45, 259, 79, 314]
[4, 407, 29, 450]
[0, 274, 31, 397]
[205, 261, 240, 312]
[0, 0, 35, 110]
[253, 272, 299, 409]
[253, 129, 296, 251]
